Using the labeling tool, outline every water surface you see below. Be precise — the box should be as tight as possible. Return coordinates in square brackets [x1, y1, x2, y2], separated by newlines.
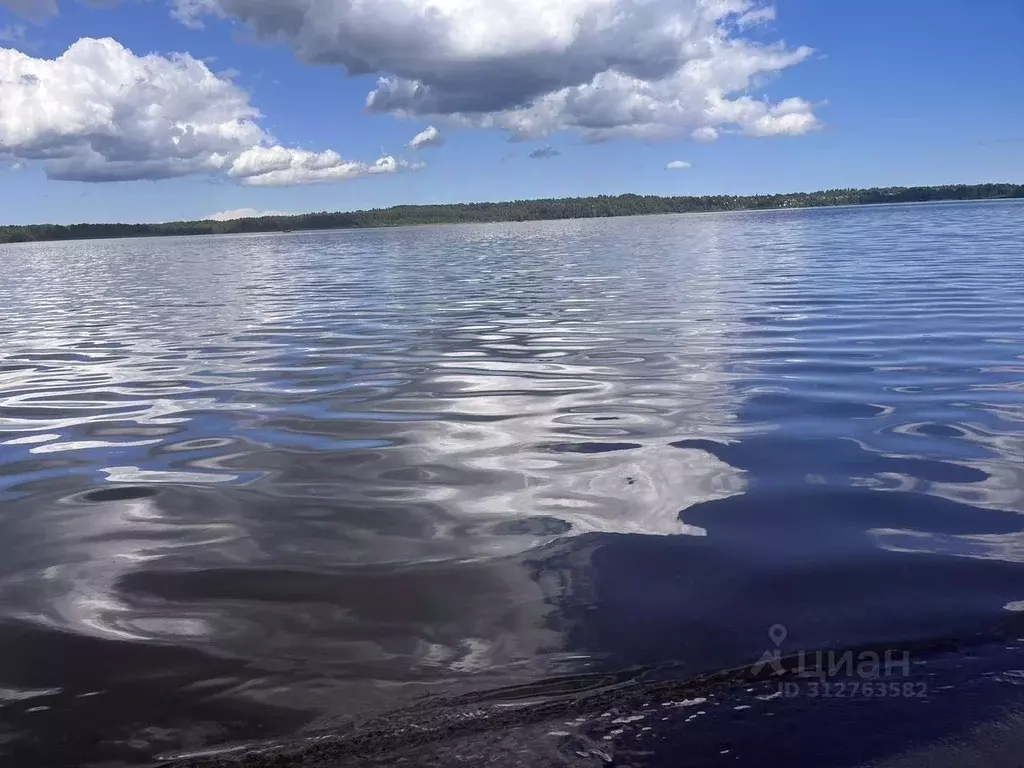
[2, 202, 1024, 766]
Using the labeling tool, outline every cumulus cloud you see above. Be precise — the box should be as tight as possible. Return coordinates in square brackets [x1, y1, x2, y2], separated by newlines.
[228, 145, 418, 186]
[0, 37, 417, 184]
[0, 38, 259, 181]
[168, 0, 819, 142]
[666, 160, 692, 170]
[691, 126, 720, 143]
[407, 125, 443, 150]
[205, 207, 290, 220]
[528, 146, 561, 159]
[740, 96, 819, 137]
[447, 44, 818, 142]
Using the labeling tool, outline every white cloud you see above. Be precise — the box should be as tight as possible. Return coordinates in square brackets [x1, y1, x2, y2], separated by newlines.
[0, 37, 417, 185]
[407, 125, 444, 150]
[0, 38, 256, 180]
[741, 96, 820, 137]
[691, 126, 720, 143]
[441, 41, 818, 142]
[168, 0, 818, 142]
[205, 207, 290, 220]
[666, 160, 692, 170]
[3, 1, 819, 148]
[228, 145, 421, 186]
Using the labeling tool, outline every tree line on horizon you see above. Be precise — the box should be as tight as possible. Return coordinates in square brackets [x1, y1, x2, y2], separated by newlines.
[1, 184, 1021, 245]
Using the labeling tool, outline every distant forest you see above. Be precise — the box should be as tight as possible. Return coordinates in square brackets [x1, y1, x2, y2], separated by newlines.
[2, 183, 1022, 245]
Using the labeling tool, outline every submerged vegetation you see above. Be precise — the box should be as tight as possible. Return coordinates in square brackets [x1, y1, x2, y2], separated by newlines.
[2, 183, 1022, 244]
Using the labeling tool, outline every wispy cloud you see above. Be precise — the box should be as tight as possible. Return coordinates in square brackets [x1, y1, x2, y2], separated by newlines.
[528, 145, 561, 159]
[738, 5, 776, 27]
[665, 160, 692, 170]
[0, 23, 35, 48]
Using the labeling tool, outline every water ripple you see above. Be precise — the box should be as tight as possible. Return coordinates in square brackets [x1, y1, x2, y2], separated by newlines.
[1, 202, 1024, 765]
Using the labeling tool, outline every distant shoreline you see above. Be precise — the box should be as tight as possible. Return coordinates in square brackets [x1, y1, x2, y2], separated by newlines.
[2, 183, 1021, 245]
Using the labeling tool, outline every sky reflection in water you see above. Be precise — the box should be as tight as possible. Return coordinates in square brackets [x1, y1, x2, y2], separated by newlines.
[1, 202, 1024, 764]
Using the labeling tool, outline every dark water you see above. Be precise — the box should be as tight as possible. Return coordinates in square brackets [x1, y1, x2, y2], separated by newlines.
[2, 201, 1024, 767]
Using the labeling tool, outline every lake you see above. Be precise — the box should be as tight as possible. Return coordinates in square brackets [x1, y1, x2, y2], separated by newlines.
[2, 201, 1024, 767]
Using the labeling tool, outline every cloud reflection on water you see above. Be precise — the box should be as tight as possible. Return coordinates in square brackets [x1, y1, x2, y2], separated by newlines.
[1, 204, 1024, 763]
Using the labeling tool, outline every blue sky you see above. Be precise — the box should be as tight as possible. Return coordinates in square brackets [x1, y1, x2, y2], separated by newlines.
[0, 0, 1021, 225]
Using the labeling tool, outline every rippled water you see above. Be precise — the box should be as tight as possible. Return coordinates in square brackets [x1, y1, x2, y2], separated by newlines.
[2, 201, 1024, 766]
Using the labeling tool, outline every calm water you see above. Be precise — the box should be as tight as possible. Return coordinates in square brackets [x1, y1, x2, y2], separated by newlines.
[2, 202, 1024, 767]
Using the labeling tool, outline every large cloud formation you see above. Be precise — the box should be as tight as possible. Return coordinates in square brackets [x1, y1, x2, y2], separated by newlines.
[171, 0, 819, 142]
[0, 0, 821, 183]
[0, 37, 417, 183]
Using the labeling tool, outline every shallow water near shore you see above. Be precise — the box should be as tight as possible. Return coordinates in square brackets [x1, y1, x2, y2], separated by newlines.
[1, 201, 1024, 766]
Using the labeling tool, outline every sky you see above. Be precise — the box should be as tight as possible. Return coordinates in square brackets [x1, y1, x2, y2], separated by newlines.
[0, 0, 1021, 225]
